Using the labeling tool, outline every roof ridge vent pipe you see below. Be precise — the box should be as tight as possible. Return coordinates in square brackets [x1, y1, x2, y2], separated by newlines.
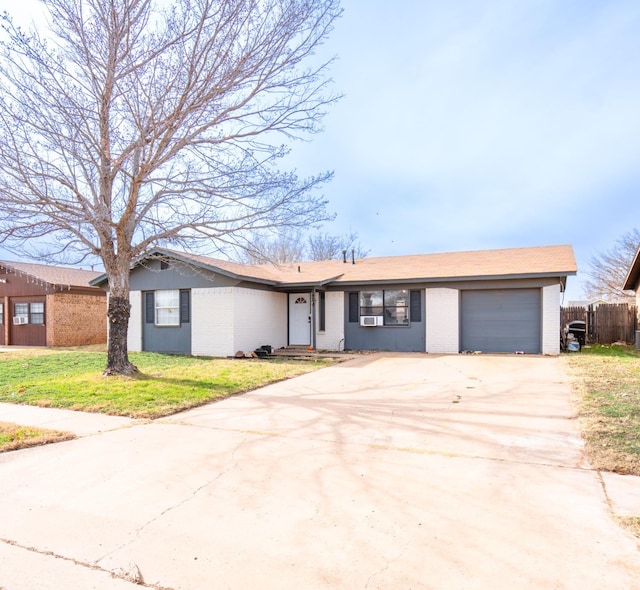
[342, 249, 347, 264]
[298, 265, 301, 273]
[351, 249, 355, 265]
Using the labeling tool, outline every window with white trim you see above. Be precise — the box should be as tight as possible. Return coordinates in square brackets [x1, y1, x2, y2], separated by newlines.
[29, 302, 45, 324]
[145, 290, 190, 326]
[155, 289, 180, 326]
[14, 303, 28, 324]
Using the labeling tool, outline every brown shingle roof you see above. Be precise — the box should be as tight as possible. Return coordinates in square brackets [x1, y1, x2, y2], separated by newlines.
[268, 244, 577, 284]
[155, 244, 576, 286]
[0, 260, 104, 289]
[160, 250, 284, 283]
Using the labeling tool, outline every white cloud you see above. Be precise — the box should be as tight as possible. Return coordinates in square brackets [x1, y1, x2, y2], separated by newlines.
[3, 0, 640, 300]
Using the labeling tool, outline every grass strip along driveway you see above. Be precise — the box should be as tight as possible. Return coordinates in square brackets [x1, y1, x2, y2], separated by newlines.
[566, 344, 640, 537]
[0, 349, 335, 419]
[566, 344, 640, 476]
[0, 421, 74, 453]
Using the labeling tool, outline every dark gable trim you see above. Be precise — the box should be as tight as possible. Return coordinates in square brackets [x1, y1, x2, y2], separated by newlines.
[623, 246, 640, 291]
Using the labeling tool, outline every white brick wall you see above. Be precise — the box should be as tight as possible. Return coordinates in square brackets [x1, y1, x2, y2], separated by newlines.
[127, 291, 142, 352]
[232, 288, 287, 354]
[316, 291, 345, 350]
[542, 283, 561, 355]
[191, 287, 234, 357]
[425, 288, 459, 353]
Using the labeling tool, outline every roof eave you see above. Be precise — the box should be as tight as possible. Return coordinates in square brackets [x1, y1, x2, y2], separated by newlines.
[89, 274, 107, 287]
[329, 270, 577, 288]
[159, 250, 279, 286]
[90, 248, 281, 288]
[274, 274, 346, 290]
[1, 262, 56, 290]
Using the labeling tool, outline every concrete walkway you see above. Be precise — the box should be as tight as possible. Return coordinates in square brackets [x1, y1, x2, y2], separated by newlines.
[0, 354, 639, 589]
[0, 402, 136, 437]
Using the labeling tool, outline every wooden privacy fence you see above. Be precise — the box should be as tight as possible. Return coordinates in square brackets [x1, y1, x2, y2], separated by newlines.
[561, 304, 638, 344]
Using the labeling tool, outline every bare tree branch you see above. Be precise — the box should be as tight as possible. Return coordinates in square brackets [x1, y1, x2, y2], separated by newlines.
[0, 0, 341, 373]
[240, 228, 369, 263]
[583, 228, 640, 302]
[307, 230, 369, 261]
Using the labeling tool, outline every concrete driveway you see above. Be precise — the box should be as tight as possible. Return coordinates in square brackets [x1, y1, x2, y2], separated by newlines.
[1, 354, 639, 589]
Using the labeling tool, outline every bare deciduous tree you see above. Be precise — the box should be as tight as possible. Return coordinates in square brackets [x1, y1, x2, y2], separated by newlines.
[584, 228, 640, 302]
[0, 0, 341, 374]
[241, 229, 368, 263]
[241, 229, 307, 264]
[307, 230, 369, 261]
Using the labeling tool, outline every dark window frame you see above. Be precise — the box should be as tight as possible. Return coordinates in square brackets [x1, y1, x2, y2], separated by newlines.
[350, 289, 422, 326]
[360, 289, 409, 326]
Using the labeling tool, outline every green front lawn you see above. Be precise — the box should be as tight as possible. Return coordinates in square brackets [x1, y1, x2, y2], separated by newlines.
[0, 349, 335, 418]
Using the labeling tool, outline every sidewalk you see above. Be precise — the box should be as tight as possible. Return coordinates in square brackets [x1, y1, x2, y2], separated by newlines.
[0, 402, 137, 437]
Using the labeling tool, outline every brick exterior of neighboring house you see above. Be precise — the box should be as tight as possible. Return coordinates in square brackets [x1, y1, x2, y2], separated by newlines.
[0, 261, 106, 347]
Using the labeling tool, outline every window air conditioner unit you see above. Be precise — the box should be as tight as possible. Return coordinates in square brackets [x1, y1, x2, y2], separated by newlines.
[360, 315, 383, 327]
[13, 316, 27, 325]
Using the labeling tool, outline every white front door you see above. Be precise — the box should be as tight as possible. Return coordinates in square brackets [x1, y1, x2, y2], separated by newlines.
[289, 293, 311, 345]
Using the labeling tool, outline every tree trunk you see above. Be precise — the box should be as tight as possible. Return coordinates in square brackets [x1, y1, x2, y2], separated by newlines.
[104, 294, 138, 376]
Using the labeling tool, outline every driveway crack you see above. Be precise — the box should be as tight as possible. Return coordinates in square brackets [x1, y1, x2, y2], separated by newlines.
[95, 436, 245, 565]
[364, 540, 410, 588]
[0, 537, 176, 589]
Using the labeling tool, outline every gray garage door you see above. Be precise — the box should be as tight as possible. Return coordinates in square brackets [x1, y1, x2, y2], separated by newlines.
[461, 289, 541, 353]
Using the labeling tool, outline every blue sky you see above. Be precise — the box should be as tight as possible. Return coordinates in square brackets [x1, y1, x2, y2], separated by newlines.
[3, 0, 640, 301]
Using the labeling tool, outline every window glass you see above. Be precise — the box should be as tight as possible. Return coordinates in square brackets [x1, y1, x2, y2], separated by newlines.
[0, 303, 3, 325]
[14, 303, 28, 318]
[383, 289, 409, 326]
[384, 306, 409, 326]
[30, 302, 45, 325]
[13, 303, 28, 325]
[357, 290, 411, 326]
[384, 289, 408, 306]
[359, 291, 383, 316]
[155, 289, 180, 326]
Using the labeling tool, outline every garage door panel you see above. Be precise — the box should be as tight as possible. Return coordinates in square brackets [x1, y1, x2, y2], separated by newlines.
[461, 289, 541, 353]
